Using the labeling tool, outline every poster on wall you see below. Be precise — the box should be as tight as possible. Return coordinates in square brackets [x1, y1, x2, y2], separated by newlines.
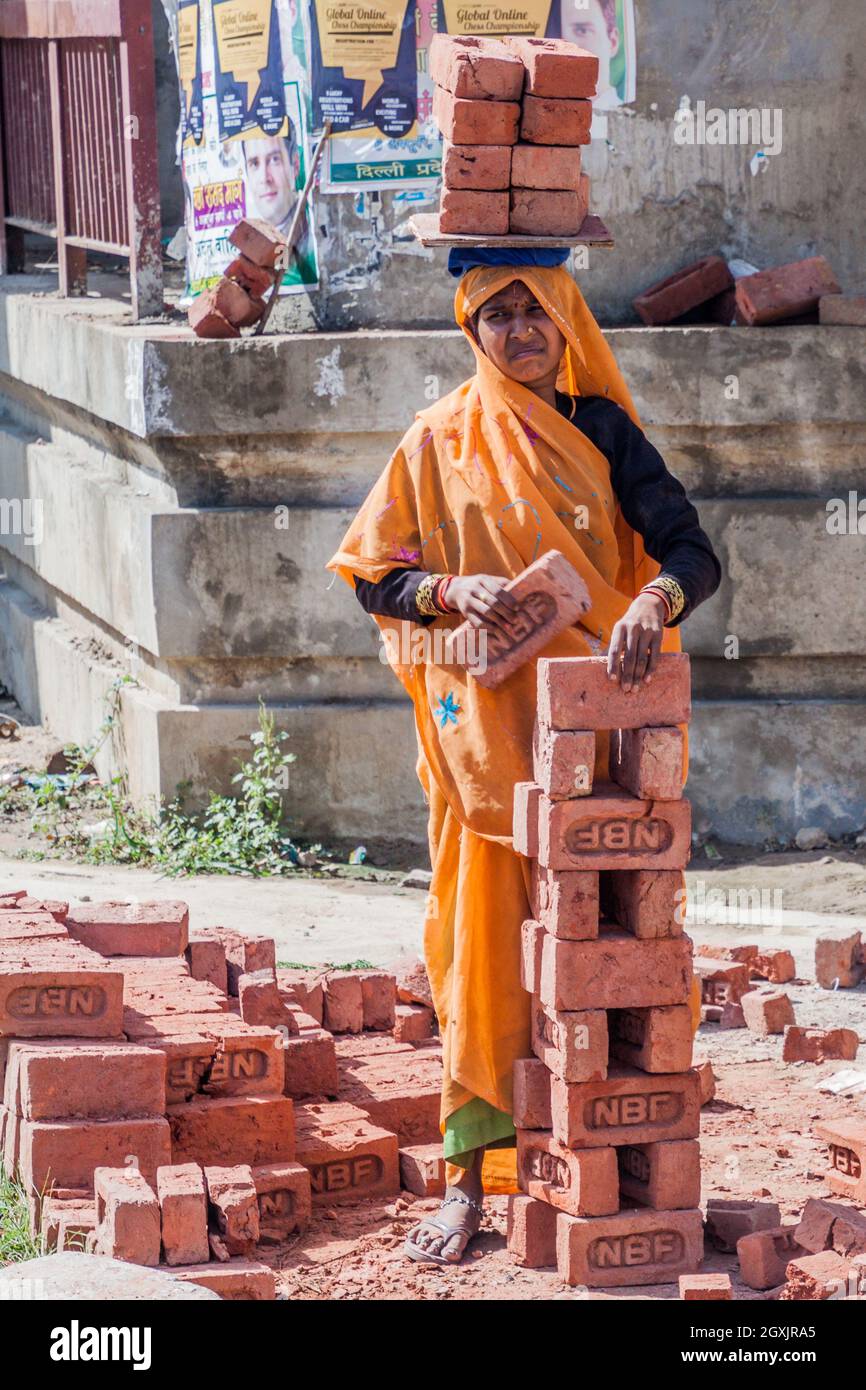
[179, 0, 320, 300]
[550, 0, 636, 110]
[309, 0, 441, 189]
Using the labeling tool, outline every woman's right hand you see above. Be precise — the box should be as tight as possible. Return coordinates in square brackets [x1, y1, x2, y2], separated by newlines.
[446, 574, 520, 633]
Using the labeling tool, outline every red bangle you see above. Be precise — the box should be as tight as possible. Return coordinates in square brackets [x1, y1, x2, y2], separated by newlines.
[435, 576, 454, 613]
[641, 585, 673, 620]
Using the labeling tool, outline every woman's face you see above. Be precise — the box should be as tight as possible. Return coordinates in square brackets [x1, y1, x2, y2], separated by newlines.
[473, 281, 566, 388]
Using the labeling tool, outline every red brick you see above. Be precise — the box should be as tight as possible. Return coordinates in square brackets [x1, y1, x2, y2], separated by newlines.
[0, 964, 124, 1038]
[506, 1193, 557, 1268]
[520, 919, 544, 996]
[513, 1057, 552, 1130]
[205, 1164, 259, 1257]
[750, 949, 796, 983]
[252, 1161, 311, 1240]
[216, 931, 276, 995]
[814, 931, 864, 989]
[429, 34, 524, 101]
[447, 549, 590, 690]
[185, 935, 228, 993]
[323, 971, 364, 1033]
[815, 1117, 866, 1202]
[439, 187, 510, 235]
[780, 1249, 853, 1300]
[393, 1003, 435, 1043]
[228, 218, 285, 269]
[741, 987, 795, 1036]
[540, 930, 693, 1012]
[282, 1028, 339, 1099]
[433, 86, 520, 145]
[45, 1197, 97, 1252]
[399, 1143, 445, 1197]
[147, 1027, 285, 1106]
[442, 140, 512, 190]
[237, 970, 298, 1032]
[695, 957, 752, 1006]
[558, 1207, 703, 1287]
[504, 35, 598, 99]
[294, 1101, 399, 1205]
[603, 868, 683, 938]
[537, 788, 692, 873]
[737, 1225, 805, 1290]
[188, 290, 240, 339]
[538, 653, 691, 732]
[782, 1026, 859, 1063]
[679, 1272, 732, 1300]
[394, 956, 433, 1009]
[336, 1039, 441, 1144]
[275, 968, 325, 1024]
[794, 1197, 855, 1254]
[634, 256, 733, 326]
[356, 970, 397, 1031]
[608, 1005, 693, 1073]
[531, 999, 607, 1083]
[705, 1199, 782, 1253]
[0, 912, 68, 944]
[695, 1058, 716, 1106]
[736, 256, 841, 326]
[517, 1129, 618, 1216]
[10, 1041, 165, 1120]
[819, 293, 866, 326]
[551, 1064, 700, 1150]
[831, 1211, 866, 1258]
[201, 275, 256, 328]
[609, 726, 684, 801]
[532, 724, 595, 799]
[520, 93, 591, 146]
[530, 865, 599, 940]
[173, 1258, 276, 1299]
[16, 896, 68, 917]
[19, 1115, 171, 1192]
[510, 143, 583, 190]
[93, 1167, 160, 1266]
[618, 1138, 701, 1210]
[65, 899, 189, 956]
[156, 1163, 209, 1266]
[510, 180, 589, 236]
[513, 781, 542, 858]
[167, 1095, 295, 1168]
[225, 253, 276, 298]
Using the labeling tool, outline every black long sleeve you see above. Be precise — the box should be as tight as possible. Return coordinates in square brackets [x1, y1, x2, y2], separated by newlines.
[352, 393, 721, 626]
[562, 393, 721, 624]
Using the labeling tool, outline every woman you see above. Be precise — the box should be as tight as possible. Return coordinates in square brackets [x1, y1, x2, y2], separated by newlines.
[327, 249, 721, 1267]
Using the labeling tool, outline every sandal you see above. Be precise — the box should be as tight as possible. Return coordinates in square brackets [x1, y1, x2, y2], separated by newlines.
[404, 1193, 484, 1267]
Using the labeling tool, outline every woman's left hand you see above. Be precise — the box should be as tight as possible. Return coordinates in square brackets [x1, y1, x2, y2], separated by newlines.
[606, 592, 669, 692]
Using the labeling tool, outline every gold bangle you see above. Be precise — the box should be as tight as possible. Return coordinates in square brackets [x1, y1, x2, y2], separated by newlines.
[416, 573, 448, 618]
[641, 575, 686, 623]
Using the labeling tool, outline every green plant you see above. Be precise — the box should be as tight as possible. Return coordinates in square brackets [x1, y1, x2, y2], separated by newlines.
[0, 1165, 45, 1263]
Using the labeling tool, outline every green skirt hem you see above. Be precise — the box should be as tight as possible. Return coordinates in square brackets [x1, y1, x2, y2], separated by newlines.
[443, 1096, 515, 1170]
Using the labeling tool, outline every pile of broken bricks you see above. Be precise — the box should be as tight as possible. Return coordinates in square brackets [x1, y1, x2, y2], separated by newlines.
[431, 33, 595, 237]
[188, 220, 286, 340]
[633, 251, 866, 328]
[695, 932, 863, 1064]
[0, 890, 444, 1299]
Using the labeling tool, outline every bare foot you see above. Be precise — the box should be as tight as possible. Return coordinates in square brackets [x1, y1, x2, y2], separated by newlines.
[405, 1153, 484, 1265]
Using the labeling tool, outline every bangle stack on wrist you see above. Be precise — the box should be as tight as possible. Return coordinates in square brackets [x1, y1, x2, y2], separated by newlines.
[640, 576, 685, 624]
[416, 573, 453, 618]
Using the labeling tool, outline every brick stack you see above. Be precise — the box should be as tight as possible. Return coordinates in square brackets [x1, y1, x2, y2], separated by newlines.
[188, 219, 284, 339]
[430, 34, 597, 237]
[508, 653, 706, 1288]
[0, 894, 443, 1295]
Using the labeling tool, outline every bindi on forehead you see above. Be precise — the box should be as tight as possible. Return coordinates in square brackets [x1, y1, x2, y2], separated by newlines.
[483, 284, 543, 313]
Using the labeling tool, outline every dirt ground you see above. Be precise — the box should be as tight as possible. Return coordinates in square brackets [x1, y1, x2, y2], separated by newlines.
[3, 702, 866, 1299]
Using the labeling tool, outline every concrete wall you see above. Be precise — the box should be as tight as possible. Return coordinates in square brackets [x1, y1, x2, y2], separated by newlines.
[154, 0, 866, 329]
[0, 284, 863, 846]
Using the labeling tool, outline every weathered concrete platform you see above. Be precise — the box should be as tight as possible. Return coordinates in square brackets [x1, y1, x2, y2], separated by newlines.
[0, 280, 863, 844]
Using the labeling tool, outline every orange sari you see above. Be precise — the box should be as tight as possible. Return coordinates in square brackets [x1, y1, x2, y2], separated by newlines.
[328, 265, 683, 1163]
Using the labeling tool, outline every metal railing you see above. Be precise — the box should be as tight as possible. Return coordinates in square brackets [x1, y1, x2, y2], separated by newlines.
[0, 0, 163, 318]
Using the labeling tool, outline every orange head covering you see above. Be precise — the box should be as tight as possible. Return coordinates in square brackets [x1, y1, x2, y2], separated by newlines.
[328, 265, 680, 842]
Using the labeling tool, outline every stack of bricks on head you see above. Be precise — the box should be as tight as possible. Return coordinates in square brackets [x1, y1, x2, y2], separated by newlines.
[188, 219, 286, 340]
[0, 894, 444, 1299]
[431, 34, 596, 237]
[508, 647, 708, 1288]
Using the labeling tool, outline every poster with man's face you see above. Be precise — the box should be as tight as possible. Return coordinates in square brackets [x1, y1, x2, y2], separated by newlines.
[555, 0, 635, 110]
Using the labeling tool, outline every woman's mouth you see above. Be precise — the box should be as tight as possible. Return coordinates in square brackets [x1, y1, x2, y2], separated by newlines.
[510, 344, 544, 361]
